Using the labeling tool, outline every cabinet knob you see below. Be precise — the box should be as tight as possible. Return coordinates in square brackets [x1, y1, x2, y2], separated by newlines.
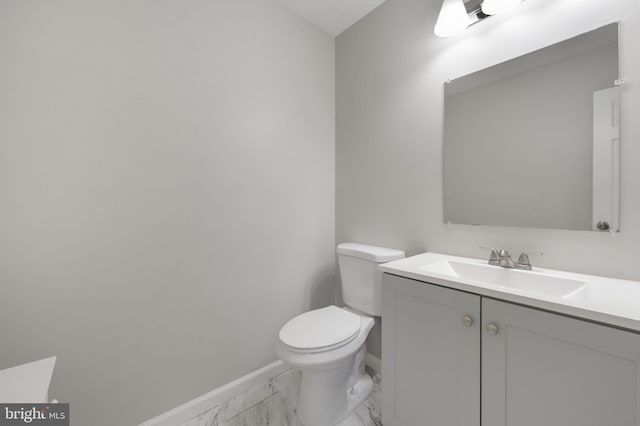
[486, 323, 499, 335]
[462, 316, 474, 327]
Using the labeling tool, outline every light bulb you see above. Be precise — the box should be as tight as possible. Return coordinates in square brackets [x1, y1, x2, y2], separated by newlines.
[434, 0, 471, 38]
[481, 0, 522, 15]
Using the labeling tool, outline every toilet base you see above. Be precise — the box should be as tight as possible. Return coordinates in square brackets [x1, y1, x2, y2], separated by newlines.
[337, 373, 373, 424]
[296, 344, 372, 426]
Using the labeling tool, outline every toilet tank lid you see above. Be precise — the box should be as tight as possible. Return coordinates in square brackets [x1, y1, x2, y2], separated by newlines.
[337, 243, 405, 263]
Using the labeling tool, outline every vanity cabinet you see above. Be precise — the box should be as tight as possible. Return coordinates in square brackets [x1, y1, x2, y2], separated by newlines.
[381, 273, 481, 426]
[382, 274, 640, 426]
[482, 297, 640, 426]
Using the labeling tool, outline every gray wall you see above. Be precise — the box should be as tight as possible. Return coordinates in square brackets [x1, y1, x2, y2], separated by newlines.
[336, 0, 640, 358]
[0, 1, 335, 425]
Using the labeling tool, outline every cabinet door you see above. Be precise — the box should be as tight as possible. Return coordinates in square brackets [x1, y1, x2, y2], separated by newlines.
[382, 274, 480, 426]
[483, 298, 640, 426]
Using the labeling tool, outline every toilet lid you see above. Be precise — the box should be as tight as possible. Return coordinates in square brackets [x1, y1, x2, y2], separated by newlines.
[279, 306, 361, 350]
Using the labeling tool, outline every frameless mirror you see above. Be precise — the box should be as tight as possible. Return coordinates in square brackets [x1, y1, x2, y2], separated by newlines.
[443, 23, 620, 232]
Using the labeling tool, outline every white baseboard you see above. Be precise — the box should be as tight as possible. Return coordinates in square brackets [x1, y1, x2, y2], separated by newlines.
[139, 360, 288, 426]
[141, 354, 381, 426]
[365, 353, 381, 373]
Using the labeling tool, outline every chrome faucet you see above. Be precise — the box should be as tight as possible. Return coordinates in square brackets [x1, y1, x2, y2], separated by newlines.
[496, 249, 517, 268]
[515, 251, 544, 270]
[480, 247, 543, 270]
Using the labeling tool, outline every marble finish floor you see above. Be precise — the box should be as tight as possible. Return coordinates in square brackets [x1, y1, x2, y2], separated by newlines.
[180, 366, 382, 426]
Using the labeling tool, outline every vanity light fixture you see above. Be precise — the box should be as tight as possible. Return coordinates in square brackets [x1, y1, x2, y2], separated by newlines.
[434, 0, 471, 38]
[434, 0, 523, 37]
[481, 0, 522, 15]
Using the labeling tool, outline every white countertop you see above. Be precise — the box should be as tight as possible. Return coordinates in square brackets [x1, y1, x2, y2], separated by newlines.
[379, 252, 640, 333]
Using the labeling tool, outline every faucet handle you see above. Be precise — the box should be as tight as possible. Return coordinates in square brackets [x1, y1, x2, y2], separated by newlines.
[517, 251, 543, 270]
[479, 246, 500, 265]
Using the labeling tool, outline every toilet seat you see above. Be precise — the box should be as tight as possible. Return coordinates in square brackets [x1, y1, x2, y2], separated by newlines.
[279, 306, 361, 353]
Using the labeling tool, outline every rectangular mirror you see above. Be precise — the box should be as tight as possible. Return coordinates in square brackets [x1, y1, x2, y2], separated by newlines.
[443, 23, 620, 232]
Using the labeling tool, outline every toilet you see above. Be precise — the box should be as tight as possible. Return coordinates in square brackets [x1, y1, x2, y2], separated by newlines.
[276, 243, 405, 426]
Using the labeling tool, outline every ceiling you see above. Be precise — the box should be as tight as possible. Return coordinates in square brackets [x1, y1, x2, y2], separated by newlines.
[275, 0, 388, 37]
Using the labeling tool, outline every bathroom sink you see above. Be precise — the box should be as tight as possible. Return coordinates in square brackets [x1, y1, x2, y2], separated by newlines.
[419, 260, 586, 298]
[380, 252, 640, 333]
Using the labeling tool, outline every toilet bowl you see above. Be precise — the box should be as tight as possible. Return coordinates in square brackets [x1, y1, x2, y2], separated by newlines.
[276, 243, 405, 426]
[276, 306, 374, 426]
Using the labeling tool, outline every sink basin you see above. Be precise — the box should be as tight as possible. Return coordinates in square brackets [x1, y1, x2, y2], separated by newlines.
[419, 260, 586, 298]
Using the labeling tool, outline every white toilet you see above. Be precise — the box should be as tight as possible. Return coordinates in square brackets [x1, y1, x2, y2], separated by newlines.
[276, 243, 405, 426]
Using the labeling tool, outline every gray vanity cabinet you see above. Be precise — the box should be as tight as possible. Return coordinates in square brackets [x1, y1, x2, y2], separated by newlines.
[382, 273, 640, 426]
[381, 273, 481, 426]
[482, 297, 640, 426]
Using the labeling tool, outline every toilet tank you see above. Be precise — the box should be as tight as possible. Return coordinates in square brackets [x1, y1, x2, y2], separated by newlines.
[337, 243, 405, 316]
